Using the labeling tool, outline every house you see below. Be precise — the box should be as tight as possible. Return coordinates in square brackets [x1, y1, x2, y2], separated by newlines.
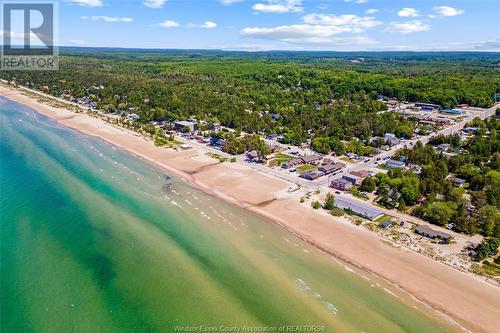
[346, 152, 358, 160]
[351, 170, 370, 180]
[210, 137, 227, 148]
[450, 177, 467, 187]
[415, 102, 440, 111]
[407, 163, 422, 174]
[335, 197, 384, 220]
[384, 133, 401, 146]
[330, 178, 353, 191]
[318, 162, 345, 175]
[415, 225, 452, 243]
[299, 155, 322, 165]
[342, 174, 362, 186]
[247, 150, 260, 161]
[174, 120, 196, 132]
[463, 127, 479, 134]
[385, 159, 405, 168]
[436, 143, 451, 152]
[379, 220, 393, 229]
[384, 133, 397, 140]
[127, 113, 140, 121]
[384, 100, 398, 108]
[282, 158, 302, 169]
[211, 123, 221, 131]
[300, 170, 324, 180]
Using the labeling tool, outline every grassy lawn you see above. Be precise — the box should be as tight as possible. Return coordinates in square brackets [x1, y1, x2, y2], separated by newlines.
[340, 156, 356, 164]
[481, 261, 500, 277]
[297, 164, 316, 173]
[275, 153, 295, 164]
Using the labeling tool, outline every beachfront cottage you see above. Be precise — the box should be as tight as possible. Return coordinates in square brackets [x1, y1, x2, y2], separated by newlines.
[334, 197, 384, 221]
[174, 120, 197, 132]
[415, 225, 452, 243]
[379, 220, 393, 229]
[210, 137, 227, 148]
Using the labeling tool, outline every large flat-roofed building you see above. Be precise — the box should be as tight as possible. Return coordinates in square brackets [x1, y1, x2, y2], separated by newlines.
[299, 155, 322, 165]
[300, 170, 324, 180]
[385, 159, 405, 168]
[415, 102, 440, 111]
[415, 225, 452, 242]
[174, 120, 197, 132]
[335, 197, 384, 220]
[318, 162, 345, 174]
[330, 178, 353, 191]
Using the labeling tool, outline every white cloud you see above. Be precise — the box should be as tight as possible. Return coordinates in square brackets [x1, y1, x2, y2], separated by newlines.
[433, 6, 464, 17]
[302, 13, 381, 31]
[365, 8, 378, 14]
[143, 0, 167, 8]
[81, 16, 133, 22]
[0, 30, 48, 45]
[397, 7, 419, 17]
[241, 13, 380, 45]
[157, 20, 179, 28]
[241, 25, 374, 45]
[384, 20, 430, 34]
[253, 0, 303, 13]
[69, 0, 103, 7]
[196, 21, 217, 29]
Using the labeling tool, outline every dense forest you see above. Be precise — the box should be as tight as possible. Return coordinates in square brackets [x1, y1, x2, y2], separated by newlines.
[2, 49, 499, 148]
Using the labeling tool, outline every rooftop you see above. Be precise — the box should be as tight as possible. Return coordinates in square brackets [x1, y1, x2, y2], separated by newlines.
[335, 197, 384, 220]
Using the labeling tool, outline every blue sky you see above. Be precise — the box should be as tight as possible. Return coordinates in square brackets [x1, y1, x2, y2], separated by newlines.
[27, 0, 500, 50]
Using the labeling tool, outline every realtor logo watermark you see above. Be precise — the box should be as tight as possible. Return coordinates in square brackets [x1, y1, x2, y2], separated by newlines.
[1, 1, 58, 70]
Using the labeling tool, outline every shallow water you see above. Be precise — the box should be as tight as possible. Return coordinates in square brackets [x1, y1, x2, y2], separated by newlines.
[1, 97, 460, 332]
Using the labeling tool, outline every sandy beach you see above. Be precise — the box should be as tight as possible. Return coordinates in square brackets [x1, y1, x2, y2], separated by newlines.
[2, 85, 500, 333]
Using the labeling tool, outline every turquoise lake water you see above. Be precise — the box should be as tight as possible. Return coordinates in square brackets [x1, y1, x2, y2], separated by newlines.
[0, 97, 461, 332]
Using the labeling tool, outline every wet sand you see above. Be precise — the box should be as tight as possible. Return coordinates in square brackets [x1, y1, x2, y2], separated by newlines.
[2, 86, 500, 333]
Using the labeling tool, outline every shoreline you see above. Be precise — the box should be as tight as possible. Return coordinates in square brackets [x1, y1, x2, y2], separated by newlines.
[2, 86, 500, 333]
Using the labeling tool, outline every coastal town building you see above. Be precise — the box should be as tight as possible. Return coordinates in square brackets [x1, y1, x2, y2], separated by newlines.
[300, 170, 324, 180]
[330, 178, 353, 191]
[299, 155, 322, 165]
[385, 159, 405, 168]
[174, 120, 197, 132]
[318, 162, 345, 175]
[415, 225, 452, 242]
[335, 197, 384, 220]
